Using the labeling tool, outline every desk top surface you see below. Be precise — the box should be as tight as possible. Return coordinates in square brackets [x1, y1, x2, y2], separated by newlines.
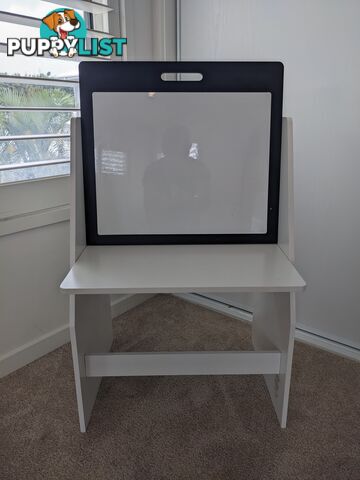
[60, 244, 305, 294]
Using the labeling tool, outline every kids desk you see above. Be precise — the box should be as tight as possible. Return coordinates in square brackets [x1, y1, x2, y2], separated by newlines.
[61, 116, 305, 431]
[61, 62, 305, 431]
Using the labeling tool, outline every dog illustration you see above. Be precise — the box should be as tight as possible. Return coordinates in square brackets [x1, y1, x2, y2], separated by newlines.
[42, 9, 80, 58]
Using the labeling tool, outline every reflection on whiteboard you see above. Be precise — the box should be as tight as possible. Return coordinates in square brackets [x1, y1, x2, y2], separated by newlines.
[92, 92, 271, 235]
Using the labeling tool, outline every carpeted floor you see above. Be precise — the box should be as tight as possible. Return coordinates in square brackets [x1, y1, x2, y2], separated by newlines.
[0, 295, 359, 480]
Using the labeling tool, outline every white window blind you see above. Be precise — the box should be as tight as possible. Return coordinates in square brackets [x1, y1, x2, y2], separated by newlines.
[0, 0, 114, 184]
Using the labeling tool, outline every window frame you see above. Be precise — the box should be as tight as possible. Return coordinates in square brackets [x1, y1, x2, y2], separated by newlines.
[0, 0, 118, 186]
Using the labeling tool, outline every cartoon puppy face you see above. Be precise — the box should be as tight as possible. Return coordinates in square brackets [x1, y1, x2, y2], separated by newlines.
[42, 10, 80, 40]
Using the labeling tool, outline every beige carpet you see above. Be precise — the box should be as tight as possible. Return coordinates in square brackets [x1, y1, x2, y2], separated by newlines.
[0, 295, 359, 480]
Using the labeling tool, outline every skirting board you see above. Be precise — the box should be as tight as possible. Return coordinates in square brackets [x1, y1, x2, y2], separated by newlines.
[111, 293, 154, 318]
[175, 292, 253, 322]
[295, 327, 360, 362]
[0, 324, 70, 379]
[0, 293, 154, 378]
[175, 293, 360, 363]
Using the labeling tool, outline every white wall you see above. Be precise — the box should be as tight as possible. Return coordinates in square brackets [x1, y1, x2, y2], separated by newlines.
[0, 178, 71, 376]
[179, 0, 360, 349]
[0, 221, 70, 347]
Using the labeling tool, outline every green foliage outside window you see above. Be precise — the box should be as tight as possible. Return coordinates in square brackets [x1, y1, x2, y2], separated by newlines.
[0, 77, 76, 182]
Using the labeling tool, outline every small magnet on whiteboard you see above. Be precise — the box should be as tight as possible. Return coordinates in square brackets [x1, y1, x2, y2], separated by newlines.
[148, 92, 156, 98]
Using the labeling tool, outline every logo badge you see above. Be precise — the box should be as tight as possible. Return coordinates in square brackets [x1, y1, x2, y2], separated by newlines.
[7, 8, 127, 58]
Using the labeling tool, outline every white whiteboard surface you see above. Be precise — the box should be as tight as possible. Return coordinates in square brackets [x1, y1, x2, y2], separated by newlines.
[92, 92, 271, 235]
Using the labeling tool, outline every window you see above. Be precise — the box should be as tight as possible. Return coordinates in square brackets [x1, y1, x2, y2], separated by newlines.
[0, 0, 115, 184]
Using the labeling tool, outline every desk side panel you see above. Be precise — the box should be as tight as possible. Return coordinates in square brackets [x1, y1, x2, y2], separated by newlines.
[69, 294, 113, 432]
[70, 117, 86, 265]
[252, 291, 296, 427]
[278, 117, 295, 262]
[69, 118, 113, 432]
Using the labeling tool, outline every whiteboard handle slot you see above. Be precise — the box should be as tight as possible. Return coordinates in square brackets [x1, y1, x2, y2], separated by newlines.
[161, 72, 203, 82]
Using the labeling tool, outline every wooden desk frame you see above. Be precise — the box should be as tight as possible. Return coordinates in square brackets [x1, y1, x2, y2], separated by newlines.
[61, 117, 305, 432]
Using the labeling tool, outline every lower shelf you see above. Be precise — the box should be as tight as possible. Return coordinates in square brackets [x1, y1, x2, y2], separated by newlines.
[85, 350, 281, 377]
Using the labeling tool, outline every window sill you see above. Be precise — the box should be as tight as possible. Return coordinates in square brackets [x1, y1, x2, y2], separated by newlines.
[0, 175, 70, 237]
[0, 173, 69, 188]
[0, 204, 70, 237]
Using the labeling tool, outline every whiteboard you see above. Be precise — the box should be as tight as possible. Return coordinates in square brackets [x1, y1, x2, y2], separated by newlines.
[92, 92, 271, 235]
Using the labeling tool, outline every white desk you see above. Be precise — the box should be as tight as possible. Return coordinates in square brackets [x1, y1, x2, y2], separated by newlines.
[61, 117, 305, 432]
[61, 244, 305, 295]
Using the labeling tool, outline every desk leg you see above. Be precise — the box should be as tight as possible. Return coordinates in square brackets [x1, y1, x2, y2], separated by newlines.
[69, 294, 113, 432]
[252, 292, 296, 428]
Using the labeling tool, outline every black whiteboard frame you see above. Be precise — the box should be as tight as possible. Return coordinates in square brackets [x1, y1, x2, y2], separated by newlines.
[79, 61, 284, 245]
